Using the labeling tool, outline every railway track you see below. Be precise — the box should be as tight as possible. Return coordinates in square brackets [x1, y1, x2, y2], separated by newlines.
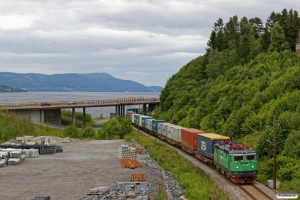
[239, 184, 274, 200]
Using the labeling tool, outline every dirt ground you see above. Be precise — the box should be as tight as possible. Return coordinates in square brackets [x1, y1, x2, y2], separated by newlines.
[0, 140, 165, 200]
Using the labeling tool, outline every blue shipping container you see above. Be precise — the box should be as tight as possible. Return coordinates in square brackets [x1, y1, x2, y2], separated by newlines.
[152, 120, 166, 133]
[141, 116, 153, 128]
[196, 133, 230, 159]
[134, 114, 141, 125]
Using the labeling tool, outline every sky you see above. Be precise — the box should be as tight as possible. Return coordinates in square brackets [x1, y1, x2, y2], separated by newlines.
[0, 0, 299, 87]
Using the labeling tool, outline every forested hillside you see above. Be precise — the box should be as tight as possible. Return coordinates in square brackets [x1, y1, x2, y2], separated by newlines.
[153, 8, 300, 192]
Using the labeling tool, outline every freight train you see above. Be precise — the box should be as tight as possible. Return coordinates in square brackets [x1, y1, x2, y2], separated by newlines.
[126, 110, 258, 183]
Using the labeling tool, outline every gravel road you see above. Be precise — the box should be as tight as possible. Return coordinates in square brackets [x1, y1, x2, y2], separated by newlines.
[0, 140, 164, 200]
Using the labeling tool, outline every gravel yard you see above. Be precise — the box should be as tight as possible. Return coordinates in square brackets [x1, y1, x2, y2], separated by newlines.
[0, 140, 165, 200]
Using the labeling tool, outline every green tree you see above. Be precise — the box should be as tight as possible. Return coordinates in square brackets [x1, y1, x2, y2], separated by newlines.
[284, 130, 300, 159]
[268, 23, 290, 52]
[98, 117, 132, 139]
[249, 17, 264, 39]
[81, 126, 95, 138]
[63, 124, 81, 138]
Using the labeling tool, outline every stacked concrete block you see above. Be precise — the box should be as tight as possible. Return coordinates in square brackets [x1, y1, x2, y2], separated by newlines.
[62, 137, 70, 143]
[30, 149, 39, 158]
[24, 149, 31, 158]
[44, 137, 50, 145]
[49, 137, 58, 146]
[0, 159, 5, 167]
[88, 186, 110, 195]
[20, 154, 26, 162]
[8, 158, 20, 165]
[23, 148, 39, 158]
[10, 150, 22, 158]
[118, 145, 136, 159]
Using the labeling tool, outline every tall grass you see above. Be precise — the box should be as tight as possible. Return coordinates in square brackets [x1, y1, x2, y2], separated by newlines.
[0, 110, 64, 143]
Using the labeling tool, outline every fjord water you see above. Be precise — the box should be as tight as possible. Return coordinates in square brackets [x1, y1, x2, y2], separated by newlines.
[0, 92, 160, 118]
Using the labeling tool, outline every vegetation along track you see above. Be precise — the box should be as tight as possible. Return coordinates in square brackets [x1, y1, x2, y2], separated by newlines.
[239, 184, 273, 200]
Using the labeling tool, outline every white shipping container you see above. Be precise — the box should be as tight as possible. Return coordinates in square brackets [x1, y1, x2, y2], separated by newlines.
[161, 123, 171, 137]
[146, 119, 154, 131]
[158, 123, 166, 135]
[166, 124, 176, 139]
[139, 115, 146, 126]
[172, 126, 183, 142]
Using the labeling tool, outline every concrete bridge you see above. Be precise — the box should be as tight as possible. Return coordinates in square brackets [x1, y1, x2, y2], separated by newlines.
[0, 97, 160, 126]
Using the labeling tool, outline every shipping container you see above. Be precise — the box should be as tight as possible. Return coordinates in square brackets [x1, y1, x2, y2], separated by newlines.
[196, 133, 230, 159]
[134, 114, 143, 125]
[138, 115, 146, 126]
[152, 120, 166, 133]
[126, 109, 134, 116]
[166, 124, 178, 139]
[158, 122, 169, 135]
[146, 119, 154, 131]
[131, 114, 138, 123]
[181, 128, 206, 150]
[141, 116, 153, 128]
[172, 126, 182, 142]
[127, 111, 135, 120]
[161, 123, 172, 137]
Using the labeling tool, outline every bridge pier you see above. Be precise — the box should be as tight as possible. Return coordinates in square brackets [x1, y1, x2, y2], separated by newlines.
[40, 110, 44, 125]
[83, 107, 86, 127]
[115, 105, 126, 117]
[72, 108, 75, 125]
[115, 106, 119, 117]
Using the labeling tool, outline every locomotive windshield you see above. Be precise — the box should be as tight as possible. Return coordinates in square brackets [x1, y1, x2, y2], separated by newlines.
[234, 156, 243, 161]
[246, 155, 255, 160]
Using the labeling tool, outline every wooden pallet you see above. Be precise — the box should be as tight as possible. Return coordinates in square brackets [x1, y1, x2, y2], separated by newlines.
[130, 172, 146, 181]
[120, 158, 142, 169]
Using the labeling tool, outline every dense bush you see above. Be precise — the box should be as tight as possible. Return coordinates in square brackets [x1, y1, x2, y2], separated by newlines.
[63, 124, 81, 138]
[98, 117, 133, 140]
[81, 126, 96, 139]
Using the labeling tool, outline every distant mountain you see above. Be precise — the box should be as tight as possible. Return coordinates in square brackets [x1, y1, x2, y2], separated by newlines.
[0, 72, 163, 92]
[0, 84, 26, 92]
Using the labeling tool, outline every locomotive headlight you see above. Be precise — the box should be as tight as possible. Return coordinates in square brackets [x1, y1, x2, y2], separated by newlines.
[252, 166, 254, 168]
[236, 166, 239, 169]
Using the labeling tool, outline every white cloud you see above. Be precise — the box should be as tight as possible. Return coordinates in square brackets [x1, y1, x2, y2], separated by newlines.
[0, 14, 33, 29]
[0, 0, 299, 86]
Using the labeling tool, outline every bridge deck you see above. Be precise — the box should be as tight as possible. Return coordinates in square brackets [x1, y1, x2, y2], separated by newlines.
[0, 97, 160, 110]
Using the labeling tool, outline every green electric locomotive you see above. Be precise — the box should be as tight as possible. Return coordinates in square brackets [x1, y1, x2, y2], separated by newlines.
[214, 141, 257, 183]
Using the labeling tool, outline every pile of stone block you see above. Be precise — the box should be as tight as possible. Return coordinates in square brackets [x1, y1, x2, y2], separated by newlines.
[118, 145, 136, 159]
[0, 148, 26, 167]
[15, 136, 59, 146]
[78, 183, 150, 200]
[23, 149, 39, 158]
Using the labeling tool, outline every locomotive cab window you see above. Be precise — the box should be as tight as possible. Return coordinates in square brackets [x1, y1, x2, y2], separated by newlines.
[246, 155, 255, 160]
[234, 156, 243, 161]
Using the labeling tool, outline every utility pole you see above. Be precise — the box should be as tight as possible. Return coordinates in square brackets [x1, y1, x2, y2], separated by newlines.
[273, 115, 277, 190]
[198, 107, 201, 130]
